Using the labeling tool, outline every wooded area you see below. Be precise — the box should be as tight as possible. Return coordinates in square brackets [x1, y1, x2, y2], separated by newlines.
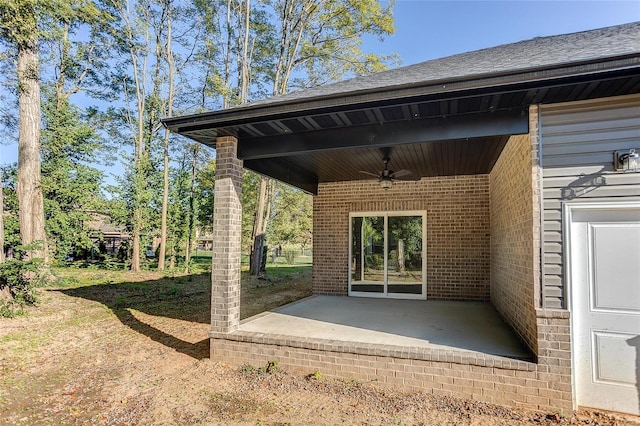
[0, 0, 396, 289]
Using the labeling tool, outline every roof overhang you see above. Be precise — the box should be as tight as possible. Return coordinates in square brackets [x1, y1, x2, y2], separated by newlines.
[164, 55, 640, 194]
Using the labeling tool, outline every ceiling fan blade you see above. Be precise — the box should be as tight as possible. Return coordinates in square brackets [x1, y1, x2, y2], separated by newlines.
[358, 170, 380, 178]
[389, 169, 412, 178]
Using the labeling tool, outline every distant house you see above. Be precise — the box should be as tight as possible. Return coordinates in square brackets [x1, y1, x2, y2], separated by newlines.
[195, 227, 214, 252]
[85, 213, 130, 257]
[164, 23, 640, 415]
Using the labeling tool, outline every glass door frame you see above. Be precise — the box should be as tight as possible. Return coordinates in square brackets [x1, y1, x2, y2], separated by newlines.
[348, 211, 427, 300]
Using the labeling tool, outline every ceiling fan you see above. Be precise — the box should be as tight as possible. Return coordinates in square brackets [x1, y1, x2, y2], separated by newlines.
[359, 151, 419, 190]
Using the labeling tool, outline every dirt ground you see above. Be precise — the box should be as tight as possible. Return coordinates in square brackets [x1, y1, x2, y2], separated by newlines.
[1, 267, 639, 425]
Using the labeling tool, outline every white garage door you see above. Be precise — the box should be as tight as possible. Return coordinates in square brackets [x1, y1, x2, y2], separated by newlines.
[569, 203, 640, 415]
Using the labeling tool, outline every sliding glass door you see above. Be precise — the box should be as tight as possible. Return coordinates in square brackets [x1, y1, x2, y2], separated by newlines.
[349, 212, 426, 299]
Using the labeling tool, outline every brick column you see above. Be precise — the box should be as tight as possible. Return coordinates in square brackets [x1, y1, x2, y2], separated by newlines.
[211, 136, 243, 334]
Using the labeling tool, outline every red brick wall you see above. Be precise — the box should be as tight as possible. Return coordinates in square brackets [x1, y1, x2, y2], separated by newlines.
[313, 175, 491, 300]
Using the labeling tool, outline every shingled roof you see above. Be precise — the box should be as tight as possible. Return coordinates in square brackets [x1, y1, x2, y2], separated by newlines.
[243, 21, 640, 109]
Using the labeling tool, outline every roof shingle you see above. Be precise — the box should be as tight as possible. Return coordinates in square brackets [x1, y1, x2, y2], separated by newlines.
[244, 21, 640, 109]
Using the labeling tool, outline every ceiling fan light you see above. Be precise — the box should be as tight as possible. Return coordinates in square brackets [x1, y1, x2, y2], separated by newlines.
[380, 179, 393, 190]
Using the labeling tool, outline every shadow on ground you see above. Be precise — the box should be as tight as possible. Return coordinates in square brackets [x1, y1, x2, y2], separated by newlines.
[62, 273, 211, 360]
[59, 266, 312, 361]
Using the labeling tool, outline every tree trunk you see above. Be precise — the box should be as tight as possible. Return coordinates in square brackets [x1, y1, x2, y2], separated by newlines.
[250, 178, 268, 275]
[263, 180, 273, 232]
[17, 40, 46, 261]
[158, 133, 169, 271]
[184, 145, 198, 274]
[251, 234, 265, 276]
[131, 220, 141, 272]
[223, 0, 233, 108]
[158, 1, 175, 272]
[397, 238, 405, 274]
[169, 244, 175, 269]
[247, 0, 314, 275]
[119, 0, 149, 273]
[130, 153, 146, 272]
[0, 175, 5, 263]
[239, 0, 250, 103]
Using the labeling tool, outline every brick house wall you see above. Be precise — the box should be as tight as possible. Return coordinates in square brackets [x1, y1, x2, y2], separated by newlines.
[313, 175, 491, 300]
[489, 132, 539, 354]
[211, 331, 573, 412]
[488, 105, 544, 357]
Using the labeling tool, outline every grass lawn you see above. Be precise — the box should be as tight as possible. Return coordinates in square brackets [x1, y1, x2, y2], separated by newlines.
[49, 263, 312, 321]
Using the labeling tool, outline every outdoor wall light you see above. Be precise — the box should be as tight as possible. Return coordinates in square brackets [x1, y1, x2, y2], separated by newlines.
[614, 149, 640, 172]
[380, 178, 393, 190]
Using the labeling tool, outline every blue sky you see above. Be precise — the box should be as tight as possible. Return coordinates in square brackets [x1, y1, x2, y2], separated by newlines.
[366, 1, 639, 66]
[1, 0, 639, 168]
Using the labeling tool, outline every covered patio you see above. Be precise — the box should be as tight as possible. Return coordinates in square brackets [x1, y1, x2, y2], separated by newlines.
[160, 24, 640, 412]
[167, 64, 556, 408]
[237, 296, 532, 360]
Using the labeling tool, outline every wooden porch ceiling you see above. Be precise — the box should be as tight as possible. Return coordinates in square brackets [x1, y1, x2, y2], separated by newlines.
[244, 136, 511, 193]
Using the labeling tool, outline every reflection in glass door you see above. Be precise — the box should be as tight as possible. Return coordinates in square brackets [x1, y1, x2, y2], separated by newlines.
[349, 212, 425, 299]
[351, 216, 385, 293]
[387, 216, 423, 295]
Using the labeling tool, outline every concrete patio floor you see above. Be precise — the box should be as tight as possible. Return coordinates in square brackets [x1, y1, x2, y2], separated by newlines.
[239, 295, 533, 360]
